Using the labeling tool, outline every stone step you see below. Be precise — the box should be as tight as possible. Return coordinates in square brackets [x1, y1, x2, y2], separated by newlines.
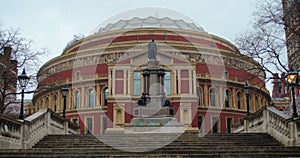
[4, 147, 300, 153]
[1, 150, 300, 158]
[2, 133, 299, 157]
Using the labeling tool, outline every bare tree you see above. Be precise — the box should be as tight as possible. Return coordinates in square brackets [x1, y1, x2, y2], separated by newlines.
[0, 25, 46, 114]
[234, 0, 299, 84]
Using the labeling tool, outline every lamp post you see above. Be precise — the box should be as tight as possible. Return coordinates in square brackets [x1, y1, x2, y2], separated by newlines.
[244, 82, 250, 116]
[287, 68, 298, 117]
[61, 85, 69, 118]
[18, 69, 30, 120]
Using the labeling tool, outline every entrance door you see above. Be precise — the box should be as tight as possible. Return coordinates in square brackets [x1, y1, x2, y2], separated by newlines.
[212, 117, 219, 133]
[198, 116, 203, 133]
[227, 118, 233, 133]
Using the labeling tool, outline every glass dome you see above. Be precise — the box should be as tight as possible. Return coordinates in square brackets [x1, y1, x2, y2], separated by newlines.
[97, 16, 205, 33]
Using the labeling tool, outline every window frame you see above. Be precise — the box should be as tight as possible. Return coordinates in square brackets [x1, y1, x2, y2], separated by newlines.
[87, 88, 95, 108]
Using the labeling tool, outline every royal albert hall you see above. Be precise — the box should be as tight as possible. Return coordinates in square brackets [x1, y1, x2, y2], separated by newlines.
[32, 17, 271, 134]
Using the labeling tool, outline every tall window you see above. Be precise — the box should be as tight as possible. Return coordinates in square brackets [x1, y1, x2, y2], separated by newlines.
[53, 95, 57, 112]
[164, 72, 171, 95]
[88, 89, 95, 107]
[133, 72, 141, 96]
[210, 88, 216, 106]
[104, 88, 108, 106]
[86, 117, 93, 134]
[74, 91, 80, 109]
[237, 92, 242, 109]
[224, 90, 230, 108]
[198, 115, 203, 133]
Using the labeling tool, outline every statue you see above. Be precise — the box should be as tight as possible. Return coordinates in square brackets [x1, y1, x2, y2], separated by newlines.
[138, 93, 147, 106]
[148, 39, 157, 60]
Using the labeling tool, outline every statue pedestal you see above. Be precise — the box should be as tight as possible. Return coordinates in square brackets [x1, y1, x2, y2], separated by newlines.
[124, 40, 185, 133]
[133, 105, 174, 117]
[125, 117, 184, 133]
[127, 95, 182, 133]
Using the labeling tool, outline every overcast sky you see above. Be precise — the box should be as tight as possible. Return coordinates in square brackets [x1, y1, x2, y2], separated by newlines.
[0, 0, 267, 96]
[0, 0, 257, 60]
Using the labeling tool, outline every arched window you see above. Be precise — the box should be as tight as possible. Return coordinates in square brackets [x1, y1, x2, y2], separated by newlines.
[75, 71, 80, 80]
[53, 95, 57, 112]
[74, 91, 80, 109]
[224, 89, 230, 108]
[103, 87, 108, 106]
[210, 88, 217, 106]
[88, 89, 95, 108]
[237, 92, 242, 109]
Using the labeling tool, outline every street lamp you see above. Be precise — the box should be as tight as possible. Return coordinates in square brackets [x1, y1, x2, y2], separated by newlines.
[287, 68, 298, 117]
[61, 85, 69, 118]
[18, 69, 30, 120]
[244, 82, 250, 116]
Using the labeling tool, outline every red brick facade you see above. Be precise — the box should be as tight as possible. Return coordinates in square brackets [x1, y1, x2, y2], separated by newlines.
[33, 18, 270, 134]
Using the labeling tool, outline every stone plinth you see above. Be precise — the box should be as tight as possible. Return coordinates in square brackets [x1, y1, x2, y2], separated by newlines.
[125, 117, 184, 133]
[133, 106, 174, 118]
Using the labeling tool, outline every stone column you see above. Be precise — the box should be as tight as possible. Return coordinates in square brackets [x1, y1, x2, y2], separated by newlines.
[142, 71, 150, 95]
[68, 89, 72, 109]
[158, 71, 165, 95]
[204, 84, 208, 107]
[81, 87, 85, 108]
[123, 70, 126, 95]
[189, 70, 193, 94]
[58, 92, 61, 112]
[232, 88, 236, 109]
[193, 70, 196, 95]
[178, 70, 181, 95]
[112, 70, 116, 95]
[219, 87, 223, 107]
[96, 84, 100, 106]
[127, 70, 131, 95]
[108, 69, 112, 95]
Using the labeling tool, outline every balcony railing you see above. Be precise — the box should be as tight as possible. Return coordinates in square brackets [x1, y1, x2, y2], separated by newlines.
[232, 106, 300, 146]
[0, 108, 80, 149]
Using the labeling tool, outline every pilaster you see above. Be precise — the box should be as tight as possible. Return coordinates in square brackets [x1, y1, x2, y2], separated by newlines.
[204, 84, 208, 107]
[96, 84, 100, 106]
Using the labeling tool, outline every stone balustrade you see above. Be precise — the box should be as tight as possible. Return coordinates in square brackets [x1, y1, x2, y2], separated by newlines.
[0, 108, 79, 149]
[232, 106, 300, 146]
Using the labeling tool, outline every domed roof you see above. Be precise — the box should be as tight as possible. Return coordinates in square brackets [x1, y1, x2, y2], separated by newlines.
[97, 16, 205, 33]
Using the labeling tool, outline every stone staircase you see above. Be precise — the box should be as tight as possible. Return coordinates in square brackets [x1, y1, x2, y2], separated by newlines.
[1, 133, 300, 157]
